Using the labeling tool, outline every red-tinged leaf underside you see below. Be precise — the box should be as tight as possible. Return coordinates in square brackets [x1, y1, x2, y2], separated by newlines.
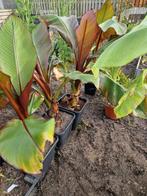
[0, 70, 31, 118]
[76, 10, 100, 71]
[18, 78, 33, 116]
[0, 71, 25, 120]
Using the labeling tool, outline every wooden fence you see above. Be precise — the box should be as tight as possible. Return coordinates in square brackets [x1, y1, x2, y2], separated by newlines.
[31, 0, 147, 16]
[31, 0, 105, 16]
[0, 0, 146, 17]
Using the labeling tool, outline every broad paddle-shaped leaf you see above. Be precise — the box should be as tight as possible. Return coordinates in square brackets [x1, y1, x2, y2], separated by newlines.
[114, 70, 147, 118]
[0, 15, 37, 95]
[94, 16, 147, 69]
[0, 117, 55, 174]
[99, 16, 127, 37]
[100, 73, 125, 106]
[76, 10, 100, 71]
[32, 21, 51, 70]
[44, 15, 78, 57]
[64, 71, 99, 89]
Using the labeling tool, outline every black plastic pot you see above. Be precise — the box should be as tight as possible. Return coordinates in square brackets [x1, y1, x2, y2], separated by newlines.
[24, 177, 39, 196]
[56, 109, 75, 148]
[84, 83, 96, 95]
[24, 136, 58, 184]
[59, 94, 88, 130]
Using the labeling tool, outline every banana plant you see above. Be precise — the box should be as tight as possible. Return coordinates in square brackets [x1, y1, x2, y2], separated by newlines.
[93, 15, 147, 119]
[0, 15, 55, 174]
[31, 19, 70, 118]
[42, 0, 126, 108]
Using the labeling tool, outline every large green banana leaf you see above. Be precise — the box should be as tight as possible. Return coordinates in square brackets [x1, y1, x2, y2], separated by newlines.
[0, 117, 55, 174]
[0, 15, 37, 96]
[32, 21, 51, 70]
[64, 71, 99, 89]
[44, 15, 78, 58]
[133, 96, 147, 119]
[100, 73, 125, 106]
[93, 15, 147, 70]
[114, 70, 147, 118]
[99, 16, 127, 36]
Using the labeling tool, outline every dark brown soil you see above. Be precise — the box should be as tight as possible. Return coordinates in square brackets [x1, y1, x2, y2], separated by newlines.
[0, 93, 147, 196]
[0, 106, 17, 129]
[0, 163, 29, 196]
[36, 93, 147, 196]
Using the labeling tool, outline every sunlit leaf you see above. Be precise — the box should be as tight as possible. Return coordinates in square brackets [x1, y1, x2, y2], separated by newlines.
[28, 92, 44, 115]
[100, 73, 125, 106]
[0, 117, 55, 174]
[0, 15, 37, 95]
[114, 70, 147, 118]
[133, 96, 147, 119]
[76, 10, 100, 71]
[100, 16, 127, 37]
[94, 16, 147, 69]
[64, 71, 99, 89]
[96, 0, 114, 24]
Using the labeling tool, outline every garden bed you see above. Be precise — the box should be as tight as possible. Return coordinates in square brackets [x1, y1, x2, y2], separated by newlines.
[1, 92, 147, 196]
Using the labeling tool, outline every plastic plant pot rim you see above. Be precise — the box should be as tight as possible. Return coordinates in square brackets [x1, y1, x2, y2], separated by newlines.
[24, 136, 58, 182]
[43, 136, 59, 160]
[56, 108, 75, 136]
[58, 93, 88, 114]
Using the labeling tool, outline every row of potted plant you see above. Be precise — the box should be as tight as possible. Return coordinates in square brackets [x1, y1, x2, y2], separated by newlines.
[0, 0, 147, 186]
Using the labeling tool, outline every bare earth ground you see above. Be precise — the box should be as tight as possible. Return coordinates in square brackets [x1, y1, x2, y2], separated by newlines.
[36, 93, 147, 196]
[0, 93, 147, 196]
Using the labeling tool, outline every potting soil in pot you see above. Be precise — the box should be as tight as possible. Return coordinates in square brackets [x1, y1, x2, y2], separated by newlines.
[55, 111, 73, 134]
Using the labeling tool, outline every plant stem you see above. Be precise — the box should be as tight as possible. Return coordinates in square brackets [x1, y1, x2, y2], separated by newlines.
[95, 30, 103, 53]
[22, 120, 43, 154]
[70, 80, 81, 108]
[53, 78, 69, 100]
[0, 84, 25, 121]
[33, 73, 52, 102]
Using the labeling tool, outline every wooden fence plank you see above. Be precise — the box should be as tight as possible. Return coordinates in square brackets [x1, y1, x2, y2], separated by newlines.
[0, 0, 146, 18]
